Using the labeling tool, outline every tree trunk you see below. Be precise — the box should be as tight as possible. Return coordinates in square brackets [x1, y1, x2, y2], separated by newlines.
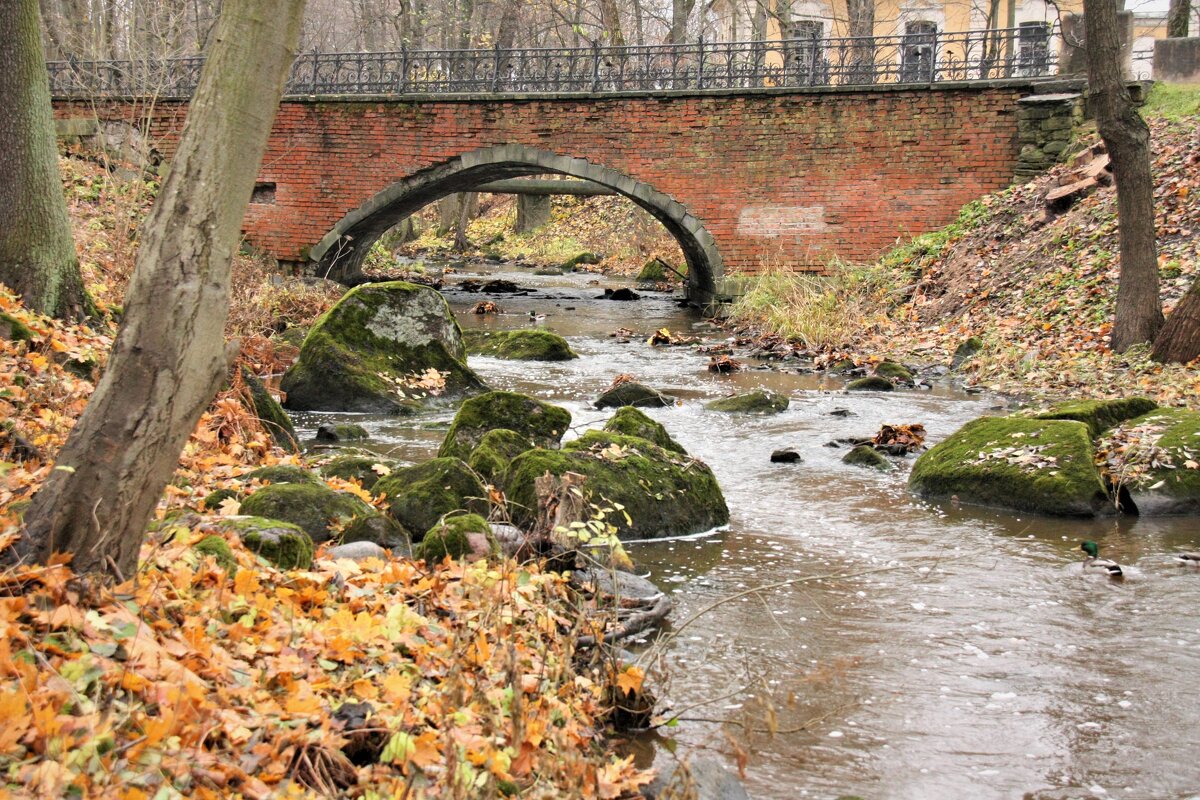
[0, 0, 94, 321]
[669, 0, 695, 43]
[1167, 0, 1191, 37]
[18, 0, 306, 579]
[1152, 280, 1200, 363]
[453, 191, 477, 251]
[1084, 0, 1164, 352]
[599, 0, 625, 46]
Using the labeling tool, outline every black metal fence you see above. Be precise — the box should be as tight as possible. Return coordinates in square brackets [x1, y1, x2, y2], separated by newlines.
[47, 27, 1060, 98]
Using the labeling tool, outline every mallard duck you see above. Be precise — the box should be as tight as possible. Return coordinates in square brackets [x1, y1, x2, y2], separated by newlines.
[1080, 540, 1124, 578]
[528, 311, 546, 322]
[1175, 552, 1200, 566]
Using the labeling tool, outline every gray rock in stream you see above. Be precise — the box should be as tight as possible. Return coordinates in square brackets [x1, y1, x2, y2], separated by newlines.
[643, 756, 751, 800]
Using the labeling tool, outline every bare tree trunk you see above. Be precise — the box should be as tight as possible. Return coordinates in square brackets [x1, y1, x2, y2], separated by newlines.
[599, 0, 626, 46]
[669, 0, 695, 43]
[1167, 0, 1191, 37]
[0, 0, 94, 321]
[1152, 280, 1200, 363]
[18, 0, 306, 579]
[494, 0, 521, 49]
[1085, 0, 1164, 352]
[453, 191, 477, 251]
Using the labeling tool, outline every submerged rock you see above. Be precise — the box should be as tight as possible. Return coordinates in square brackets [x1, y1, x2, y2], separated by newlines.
[909, 416, 1110, 516]
[1033, 396, 1158, 438]
[846, 376, 895, 392]
[771, 448, 802, 464]
[280, 281, 487, 413]
[463, 329, 577, 361]
[507, 430, 728, 540]
[239, 482, 376, 543]
[594, 381, 675, 410]
[842, 445, 891, 470]
[1100, 407, 1200, 516]
[604, 406, 687, 454]
[706, 389, 790, 414]
[372, 458, 487, 536]
[315, 423, 369, 442]
[439, 391, 571, 461]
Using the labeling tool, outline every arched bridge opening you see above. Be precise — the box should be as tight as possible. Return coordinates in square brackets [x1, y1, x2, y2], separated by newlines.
[310, 145, 723, 305]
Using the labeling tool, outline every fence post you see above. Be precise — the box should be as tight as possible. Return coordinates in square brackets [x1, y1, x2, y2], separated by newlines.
[591, 42, 601, 92]
[492, 43, 502, 92]
[697, 35, 706, 89]
[399, 44, 409, 93]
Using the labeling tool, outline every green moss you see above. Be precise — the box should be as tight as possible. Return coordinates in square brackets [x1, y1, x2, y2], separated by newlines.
[604, 407, 686, 454]
[0, 312, 34, 342]
[706, 390, 790, 414]
[194, 535, 237, 572]
[467, 429, 536, 487]
[319, 454, 396, 491]
[239, 483, 373, 543]
[842, 445, 891, 470]
[594, 382, 674, 409]
[416, 513, 498, 562]
[241, 368, 298, 452]
[334, 423, 369, 440]
[1105, 408, 1200, 515]
[952, 337, 983, 368]
[561, 252, 600, 270]
[909, 416, 1109, 517]
[846, 376, 895, 392]
[873, 361, 913, 383]
[280, 281, 487, 413]
[1034, 397, 1158, 438]
[341, 513, 412, 555]
[373, 458, 487, 537]
[507, 431, 729, 540]
[636, 258, 669, 282]
[439, 391, 571, 461]
[244, 465, 321, 485]
[229, 517, 314, 570]
[463, 329, 578, 361]
[202, 488, 240, 511]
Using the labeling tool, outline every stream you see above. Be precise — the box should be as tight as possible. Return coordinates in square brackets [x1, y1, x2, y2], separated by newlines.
[291, 262, 1200, 800]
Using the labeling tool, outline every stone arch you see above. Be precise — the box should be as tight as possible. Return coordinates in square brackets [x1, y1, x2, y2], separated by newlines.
[309, 144, 723, 304]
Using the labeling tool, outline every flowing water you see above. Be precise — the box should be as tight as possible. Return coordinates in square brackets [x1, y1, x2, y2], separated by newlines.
[292, 263, 1200, 800]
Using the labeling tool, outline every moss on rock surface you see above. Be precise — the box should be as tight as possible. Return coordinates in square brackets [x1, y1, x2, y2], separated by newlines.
[239, 482, 374, 543]
[316, 423, 369, 442]
[706, 390, 790, 414]
[373, 458, 488, 537]
[636, 258, 669, 283]
[463, 329, 578, 361]
[873, 361, 914, 383]
[604, 407, 686, 454]
[507, 431, 728, 540]
[341, 514, 412, 555]
[244, 465, 321, 485]
[231, 517, 314, 569]
[202, 488, 240, 510]
[846, 376, 895, 392]
[280, 281, 487, 413]
[241, 368, 299, 452]
[843, 445, 892, 470]
[194, 535, 237, 572]
[0, 311, 34, 342]
[467, 429, 536, 488]
[439, 391, 571, 461]
[416, 513, 498, 562]
[909, 416, 1110, 517]
[594, 381, 675, 409]
[319, 454, 397, 491]
[1101, 408, 1200, 516]
[1034, 397, 1158, 438]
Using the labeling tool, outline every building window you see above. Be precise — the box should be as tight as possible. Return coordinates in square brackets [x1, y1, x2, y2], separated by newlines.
[901, 20, 937, 82]
[1017, 21, 1051, 76]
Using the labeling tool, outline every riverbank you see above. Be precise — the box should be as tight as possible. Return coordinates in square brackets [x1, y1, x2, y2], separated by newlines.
[727, 84, 1200, 409]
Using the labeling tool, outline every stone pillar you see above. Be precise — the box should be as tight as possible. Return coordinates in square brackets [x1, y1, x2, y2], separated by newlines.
[1014, 92, 1084, 182]
[1154, 37, 1200, 82]
[515, 194, 552, 233]
[1060, 12, 1136, 78]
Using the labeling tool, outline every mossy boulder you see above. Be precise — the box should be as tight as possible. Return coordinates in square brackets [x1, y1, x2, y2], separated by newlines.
[873, 361, 914, 384]
[706, 390, 790, 415]
[202, 488, 240, 511]
[846, 376, 895, 392]
[467, 429, 536, 488]
[951, 336, 983, 368]
[1100, 408, 1200, 516]
[243, 465, 321, 485]
[636, 258, 669, 283]
[561, 252, 600, 270]
[909, 416, 1110, 517]
[316, 423, 369, 442]
[463, 329, 578, 361]
[439, 391, 571, 461]
[241, 368, 298, 452]
[194, 535, 237, 572]
[280, 281, 487, 413]
[319, 454, 397, 491]
[230, 517, 314, 569]
[0, 311, 34, 342]
[594, 381, 675, 410]
[341, 514, 412, 555]
[372, 458, 488, 537]
[416, 513, 499, 562]
[507, 431, 729, 540]
[1034, 397, 1158, 438]
[842, 445, 892, 470]
[604, 407, 686, 454]
[239, 482, 374, 543]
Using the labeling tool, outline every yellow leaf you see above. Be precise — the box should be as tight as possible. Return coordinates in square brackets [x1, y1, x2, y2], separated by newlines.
[616, 665, 644, 696]
[218, 497, 241, 516]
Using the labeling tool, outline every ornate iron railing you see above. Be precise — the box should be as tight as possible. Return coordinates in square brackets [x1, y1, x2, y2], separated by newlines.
[47, 27, 1061, 98]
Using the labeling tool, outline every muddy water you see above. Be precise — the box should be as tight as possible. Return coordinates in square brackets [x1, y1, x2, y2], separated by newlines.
[292, 263, 1200, 800]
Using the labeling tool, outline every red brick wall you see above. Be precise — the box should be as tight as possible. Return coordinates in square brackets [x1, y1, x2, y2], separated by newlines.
[59, 87, 1023, 276]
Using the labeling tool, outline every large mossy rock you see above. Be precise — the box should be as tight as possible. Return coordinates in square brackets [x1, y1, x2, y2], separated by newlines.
[319, 454, 398, 491]
[507, 431, 728, 540]
[241, 368, 299, 452]
[439, 391, 571, 461]
[243, 465, 321, 485]
[372, 458, 488, 537]
[188, 515, 314, 570]
[846, 376, 895, 392]
[280, 281, 487, 413]
[1034, 397, 1158, 438]
[706, 390, 790, 415]
[604, 407, 686, 454]
[843, 445, 892, 470]
[464, 329, 578, 361]
[467, 429, 535, 488]
[416, 513, 499, 562]
[239, 482, 375, 543]
[594, 381, 675, 409]
[1100, 408, 1200, 516]
[909, 416, 1110, 517]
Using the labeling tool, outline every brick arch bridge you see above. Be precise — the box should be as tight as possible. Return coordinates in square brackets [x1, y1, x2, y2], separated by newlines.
[58, 81, 1078, 304]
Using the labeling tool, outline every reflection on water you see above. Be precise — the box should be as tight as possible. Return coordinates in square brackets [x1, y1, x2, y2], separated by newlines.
[293, 265, 1200, 800]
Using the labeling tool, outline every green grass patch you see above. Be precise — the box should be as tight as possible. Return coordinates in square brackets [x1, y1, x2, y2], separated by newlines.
[1142, 82, 1200, 122]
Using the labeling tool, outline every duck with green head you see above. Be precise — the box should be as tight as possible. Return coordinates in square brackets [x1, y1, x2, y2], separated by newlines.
[1080, 540, 1124, 579]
